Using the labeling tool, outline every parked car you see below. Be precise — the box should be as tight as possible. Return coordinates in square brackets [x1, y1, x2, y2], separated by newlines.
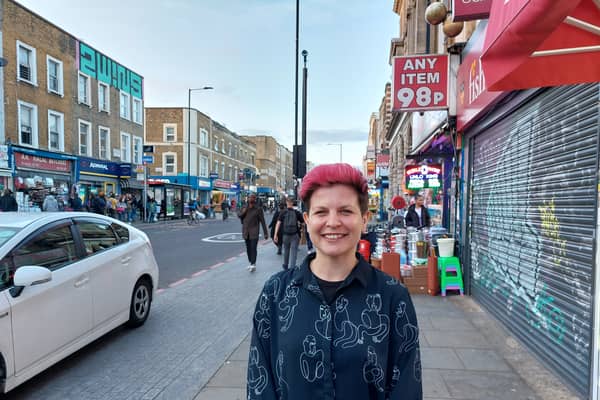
[0, 212, 159, 393]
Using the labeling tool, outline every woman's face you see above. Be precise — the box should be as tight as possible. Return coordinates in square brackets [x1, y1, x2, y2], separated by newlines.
[304, 184, 367, 260]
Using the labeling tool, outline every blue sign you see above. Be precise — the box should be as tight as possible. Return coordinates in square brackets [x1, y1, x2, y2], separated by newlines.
[119, 163, 132, 178]
[209, 172, 219, 179]
[78, 157, 121, 177]
[142, 155, 154, 164]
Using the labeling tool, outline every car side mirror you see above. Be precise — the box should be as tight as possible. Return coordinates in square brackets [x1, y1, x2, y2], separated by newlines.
[13, 266, 52, 289]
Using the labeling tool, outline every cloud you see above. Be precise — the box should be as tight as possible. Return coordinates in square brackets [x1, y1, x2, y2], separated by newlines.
[307, 129, 368, 144]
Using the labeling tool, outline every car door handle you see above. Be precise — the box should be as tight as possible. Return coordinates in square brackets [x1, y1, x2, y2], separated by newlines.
[74, 277, 89, 288]
[121, 256, 131, 264]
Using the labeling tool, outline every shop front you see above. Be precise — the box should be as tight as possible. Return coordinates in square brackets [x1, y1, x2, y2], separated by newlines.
[457, 16, 600, 397]
[77, 157, 122, 206]
[11, 146, 76, 211]
[212, 179, 238, 212]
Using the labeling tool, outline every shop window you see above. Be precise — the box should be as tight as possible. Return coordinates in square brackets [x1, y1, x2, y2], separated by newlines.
[46, 55, 63, 96]
[98, 82, 110, 113]
[120, 91, 130, 120]
[133, 136, 142, 164]
[164, 153, 176, 174]
[79, 119, 92, 156]
[78, 72, 91, 106]
[17, 40, 37, 85]
[99, 126, 110, 160]
[48, 110, 64, 152]
[164, 124, 176, 142]
[120, 132, 131, 162]
[18, 100, 38, 148]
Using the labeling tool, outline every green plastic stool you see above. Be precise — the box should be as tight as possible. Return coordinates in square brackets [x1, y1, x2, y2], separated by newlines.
[438, 256, 464, 296]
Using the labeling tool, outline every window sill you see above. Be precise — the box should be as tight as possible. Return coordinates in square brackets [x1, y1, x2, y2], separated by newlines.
[78, 100, 92, 108]
[17, 78, 37, 87]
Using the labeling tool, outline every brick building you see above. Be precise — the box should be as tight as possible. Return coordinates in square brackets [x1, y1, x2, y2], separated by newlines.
[1, 0, 144, 210]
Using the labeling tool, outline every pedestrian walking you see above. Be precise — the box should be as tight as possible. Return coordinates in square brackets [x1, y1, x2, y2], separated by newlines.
[221, 198, 230, 221]
[269, 202, 285, 255]
[0, 189, 18, 211]
[247, 163, 422, 399]
[238, 194, 268, 272]
[91, 191, 107, 215]
[273, 196, 304, 270]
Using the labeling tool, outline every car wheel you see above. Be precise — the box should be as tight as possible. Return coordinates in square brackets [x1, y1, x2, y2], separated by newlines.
[126, 278, 152, 328]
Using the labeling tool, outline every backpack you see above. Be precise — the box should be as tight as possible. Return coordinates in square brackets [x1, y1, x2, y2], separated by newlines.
[282, 209, 299, 235]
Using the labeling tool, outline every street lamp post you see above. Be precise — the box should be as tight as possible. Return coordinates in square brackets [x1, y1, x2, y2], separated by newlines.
[187, 86, 213, 191]
[326, 143, 342, 162]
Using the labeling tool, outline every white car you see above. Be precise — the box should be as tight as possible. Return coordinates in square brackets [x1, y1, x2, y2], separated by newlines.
[0, 212, 159, 393]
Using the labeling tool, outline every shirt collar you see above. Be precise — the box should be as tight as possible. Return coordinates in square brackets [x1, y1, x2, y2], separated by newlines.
[291, 252, 371, 290]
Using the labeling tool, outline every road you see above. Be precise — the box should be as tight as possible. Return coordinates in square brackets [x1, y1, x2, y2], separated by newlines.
[144, 217, 251, 288]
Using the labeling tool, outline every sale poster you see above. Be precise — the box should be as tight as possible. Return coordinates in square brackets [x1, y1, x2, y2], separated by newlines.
[392, 55, 449, 112]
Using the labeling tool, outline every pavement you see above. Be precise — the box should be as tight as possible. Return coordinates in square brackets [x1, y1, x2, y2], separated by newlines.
[193, 244, 583, 400]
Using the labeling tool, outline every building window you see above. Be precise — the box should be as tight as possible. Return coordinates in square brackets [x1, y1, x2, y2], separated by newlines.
[200, 156, 208, 177]
[164, 124, 177, 142]
[221, 139, 225, 153]
[99, 126, 110, 160]
[78, 119, 92, 156]
[133, 136, 142, 165]
[164, 153, 176, 174]
[221, 162, 225, 179]
[78, 72, 91, 105]
[120, 91, 131, 120]
[46, 56, 63, 95]
[228, 143, 232, 157]
[47, 110, 64, 151]
[200, 129, 208, 147]
[18, 100, 38, 147]
[98, 82, 110, 113]
[213, 160, 219, 176]
[213, 136, 219, 151]
[229, 165, 233, 181]
[120, 132, 131, 162]
[17, 41, 37, 85]
[132, 98, 143, 124]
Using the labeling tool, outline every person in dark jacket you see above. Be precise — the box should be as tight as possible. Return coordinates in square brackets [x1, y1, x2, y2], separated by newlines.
[91, 191, 107, 215]
[247, 163, 421, 399]
[0, 189, 18, 211]
[269, 202, 285, 255]
[238, 194, 269, 272]
[405, 194, 431, 229]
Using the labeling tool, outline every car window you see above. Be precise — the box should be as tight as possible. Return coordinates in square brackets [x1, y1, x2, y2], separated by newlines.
[0, 228, 19, 246]
[11, 224, 77, 273]
[111, 222, 130, 243]
[77, 220, 119, 256]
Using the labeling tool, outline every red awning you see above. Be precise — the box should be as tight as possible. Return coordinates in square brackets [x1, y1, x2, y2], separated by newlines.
[481, 0, 600, 91]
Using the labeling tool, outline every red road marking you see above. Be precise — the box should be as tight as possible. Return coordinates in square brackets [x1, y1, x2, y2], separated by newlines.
[156, 288, 165, 295]
[210, 262, 225, 270]
[192, 270, 208, 278]
[226, 257, 237, 262]
[239, 252, 246, 257]
[168, 278, 188, 288]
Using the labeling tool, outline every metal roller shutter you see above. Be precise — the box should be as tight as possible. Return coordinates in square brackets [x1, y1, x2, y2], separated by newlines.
[469, 84, 599, 396]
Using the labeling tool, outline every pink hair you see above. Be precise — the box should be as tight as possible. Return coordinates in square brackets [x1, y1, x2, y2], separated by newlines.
[300, 163, 369, 213]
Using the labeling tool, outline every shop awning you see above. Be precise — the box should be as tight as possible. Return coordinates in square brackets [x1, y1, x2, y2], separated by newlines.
[481, 0, 600, 91]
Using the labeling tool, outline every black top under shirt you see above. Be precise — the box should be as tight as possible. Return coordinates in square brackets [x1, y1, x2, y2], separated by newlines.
[314, 275, 344, 304]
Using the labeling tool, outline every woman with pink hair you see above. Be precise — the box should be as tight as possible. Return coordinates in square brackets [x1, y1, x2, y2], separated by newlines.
[247, 163, 422, 399]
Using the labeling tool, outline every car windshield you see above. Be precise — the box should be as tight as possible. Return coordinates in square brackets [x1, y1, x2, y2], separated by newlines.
[0, 228, 20, 247]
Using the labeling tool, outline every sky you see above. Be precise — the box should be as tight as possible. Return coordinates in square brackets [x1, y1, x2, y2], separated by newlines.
[18, 0, 398, 168]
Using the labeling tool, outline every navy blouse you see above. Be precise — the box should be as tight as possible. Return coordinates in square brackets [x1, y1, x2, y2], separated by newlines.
[247, 253, 422, 399]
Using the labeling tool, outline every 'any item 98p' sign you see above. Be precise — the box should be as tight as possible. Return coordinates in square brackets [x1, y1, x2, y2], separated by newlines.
[392, 55, 449, 112]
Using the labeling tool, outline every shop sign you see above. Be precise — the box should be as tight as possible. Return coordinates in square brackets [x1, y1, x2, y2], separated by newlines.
[213, 179, 231, 189]
[366, 161, 376, 179]
[78, 157, 120, 177]
[456, 22, 505, 131]
[366, 145, 375, 159]
[0, 145, 8, 169]
[119, 163, 132, 178]
[452, 0, 491, 22]
[405, 164, 442, 190]
[392, 55, 448, 111]
[15, 152, 71, 172]
[198, 178, 211, 188]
